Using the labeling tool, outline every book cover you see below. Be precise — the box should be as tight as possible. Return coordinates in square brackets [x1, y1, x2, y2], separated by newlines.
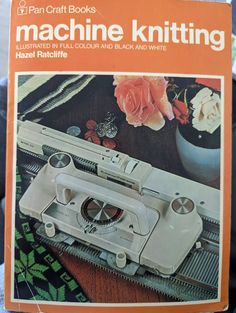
[4, 0, 232, 312]
[232, 33, 236, 79]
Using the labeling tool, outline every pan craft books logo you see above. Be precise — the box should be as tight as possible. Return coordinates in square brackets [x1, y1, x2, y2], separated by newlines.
[17, 0, 28, 15]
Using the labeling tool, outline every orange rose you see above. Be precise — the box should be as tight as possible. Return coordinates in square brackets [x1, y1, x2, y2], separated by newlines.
[114, 76, 174, 131]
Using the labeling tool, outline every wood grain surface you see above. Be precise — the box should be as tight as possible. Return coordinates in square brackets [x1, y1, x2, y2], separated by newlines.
[57, 251, 173, 303]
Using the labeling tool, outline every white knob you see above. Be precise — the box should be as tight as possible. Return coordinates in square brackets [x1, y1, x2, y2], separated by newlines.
[45, 222, 56, 238]
[116, 251, 126, 268]
[165, 197, 198, 230]
[45, 152, 76, 182]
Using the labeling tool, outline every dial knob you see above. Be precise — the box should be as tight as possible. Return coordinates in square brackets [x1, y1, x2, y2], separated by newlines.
[49, 152, 71, 168]
[171, 197, 195, 214]
[81, 198, 123, 226]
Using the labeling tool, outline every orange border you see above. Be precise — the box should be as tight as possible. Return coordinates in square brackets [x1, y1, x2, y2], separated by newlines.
[4, 0, 232, 312]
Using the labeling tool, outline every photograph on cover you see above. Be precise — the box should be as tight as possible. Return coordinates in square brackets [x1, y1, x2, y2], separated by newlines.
[14, 73, 222, 304]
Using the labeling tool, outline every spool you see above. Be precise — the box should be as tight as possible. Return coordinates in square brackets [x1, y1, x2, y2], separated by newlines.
[116, 251, 126, 268]
[45, 222, 56, 238]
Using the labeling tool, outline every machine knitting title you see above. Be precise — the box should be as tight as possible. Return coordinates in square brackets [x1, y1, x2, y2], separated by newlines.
[16, 18, 225, 51]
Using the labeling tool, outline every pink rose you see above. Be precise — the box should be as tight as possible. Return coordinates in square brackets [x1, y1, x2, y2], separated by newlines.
[114, 76, 174, 130]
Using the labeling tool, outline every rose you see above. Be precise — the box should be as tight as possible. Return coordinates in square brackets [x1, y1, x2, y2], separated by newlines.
[114, 77, 157, 127]
[190, 87, 221, 134]
[114, 76, 174, 131]
[172, 99, 189, 125]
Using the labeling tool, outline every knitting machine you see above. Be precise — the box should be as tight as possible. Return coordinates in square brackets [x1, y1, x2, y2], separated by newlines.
[17, 120, 220, 301]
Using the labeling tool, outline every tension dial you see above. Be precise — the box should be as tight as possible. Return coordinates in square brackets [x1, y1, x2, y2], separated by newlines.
[171, 197, 195, 214]
[81, 198, 123, 226]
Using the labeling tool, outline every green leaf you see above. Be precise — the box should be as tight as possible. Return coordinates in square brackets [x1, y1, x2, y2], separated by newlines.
[26, 271, 33, 285]
[31, 295, 44, 301]
[34, 284, 66, 302]
[57, 285, 65, 302]
[27, 250, 35, 267]
[15, 260, 24, 274]
[30, 264, 48, 273]
[35, 286, 51, 301]
[29, 269, 47, 281]
[17, 273, 26, 283]
[19, 250, 27, 267]
[49, 283, 57, 301]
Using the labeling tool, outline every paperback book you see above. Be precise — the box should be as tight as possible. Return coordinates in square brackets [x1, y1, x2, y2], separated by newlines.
[4, 0, 232, 312]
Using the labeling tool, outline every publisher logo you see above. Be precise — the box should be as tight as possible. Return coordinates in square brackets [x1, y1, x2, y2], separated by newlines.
[17, 0, 28, 15]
